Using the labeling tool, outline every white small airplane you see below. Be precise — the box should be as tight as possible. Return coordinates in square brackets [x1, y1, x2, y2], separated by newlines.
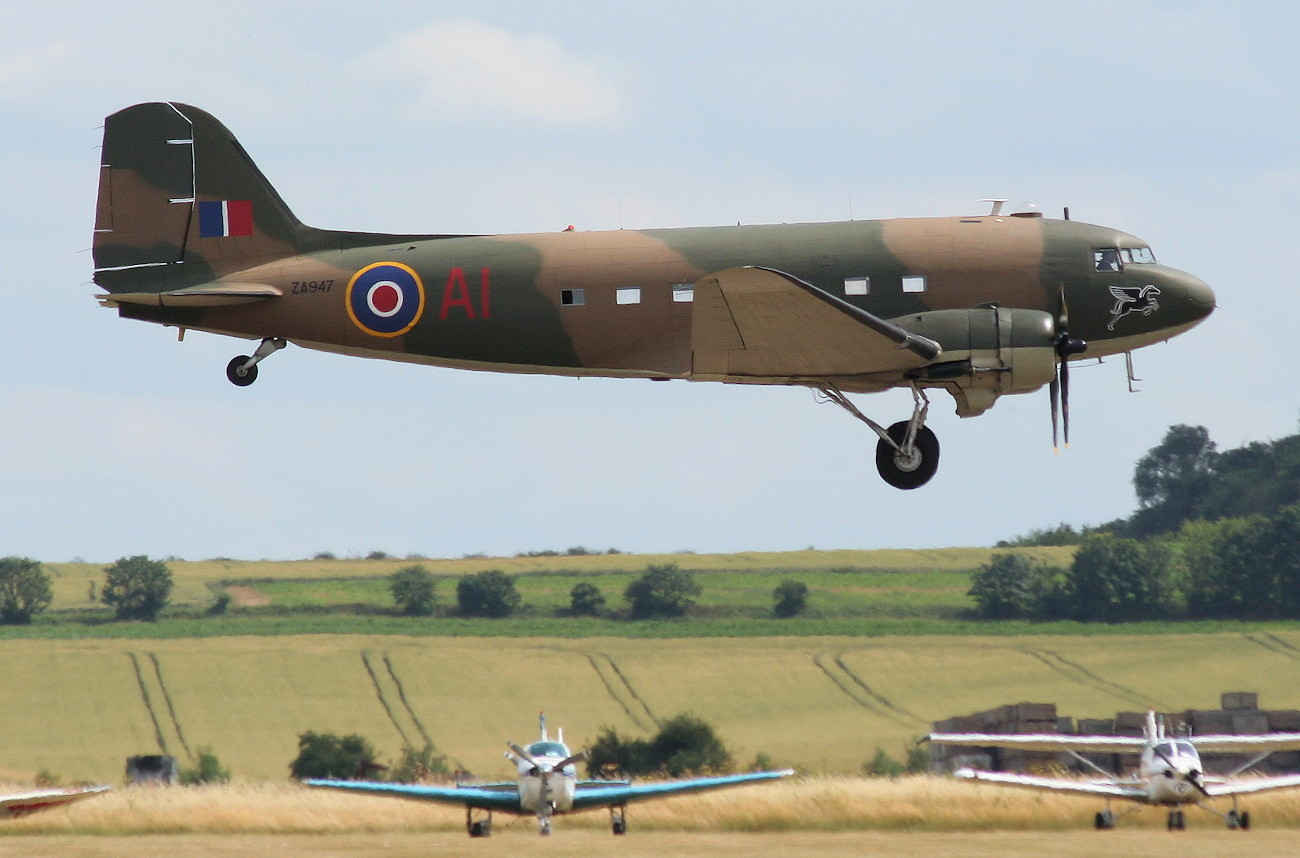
[927, 709, 1300, 830]
[306, 714, 793, 836]
[0, 786, 109, 819]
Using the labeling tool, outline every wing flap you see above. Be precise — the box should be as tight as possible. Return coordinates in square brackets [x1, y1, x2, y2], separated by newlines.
[304, 779, 524, 813]
[955, 769, 1145, 801]
[691, 267, 939, 378]
[98, 281, 282, 308]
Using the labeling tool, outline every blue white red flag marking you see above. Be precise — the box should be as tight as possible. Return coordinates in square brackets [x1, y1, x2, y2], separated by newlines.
[346, 262, 425, 337]
[198, 200, 253, 238]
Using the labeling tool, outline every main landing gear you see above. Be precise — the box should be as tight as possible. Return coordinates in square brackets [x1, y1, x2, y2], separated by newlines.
[816, 382, 940, 489]
[610, 803, 627, 835]
[226, 337, 286, 386]
[466, 807, 492, 837]
[1166, 809, 1186, 830]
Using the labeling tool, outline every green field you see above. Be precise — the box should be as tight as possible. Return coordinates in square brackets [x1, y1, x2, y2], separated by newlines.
[6, 630, 1300, 785]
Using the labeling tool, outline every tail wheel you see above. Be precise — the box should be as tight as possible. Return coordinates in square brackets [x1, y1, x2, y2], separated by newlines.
[226, 356, 257, 387]
[875, 422, 940, 489]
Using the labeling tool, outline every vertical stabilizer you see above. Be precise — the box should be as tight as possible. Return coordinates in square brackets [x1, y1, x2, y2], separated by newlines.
[94, 101, 314, 293]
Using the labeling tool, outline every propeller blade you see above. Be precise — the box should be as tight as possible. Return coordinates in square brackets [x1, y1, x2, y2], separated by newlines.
[1187, 769, 1211, 799]
[1060, 354, 1071, 450]
[508, 742, 539, 769]
[556, 750, 587, 772]
[1049, 372, 1061, 453]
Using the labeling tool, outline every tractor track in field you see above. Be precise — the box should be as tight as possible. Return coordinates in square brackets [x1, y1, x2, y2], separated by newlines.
[382, 654, 434, 746]
[147, 653, 192, 760]
[126, 652, 170, 756]
[1019, 648, 1157, 710]
[812, 651, 925, 727]
[360, 651, 414, 749]
[1243, 633, 1300, 662]
[585, 652, 659, 732]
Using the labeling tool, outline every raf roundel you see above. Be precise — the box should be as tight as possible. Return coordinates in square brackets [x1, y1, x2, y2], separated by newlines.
[346, 262, 425, 337]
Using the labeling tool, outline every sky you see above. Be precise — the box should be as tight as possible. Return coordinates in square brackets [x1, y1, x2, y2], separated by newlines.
[2, 1, 1297, 562]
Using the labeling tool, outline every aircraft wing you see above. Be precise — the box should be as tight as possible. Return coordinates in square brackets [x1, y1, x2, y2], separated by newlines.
[569, 769, 794, 811]
[955, 768, 1146, 801]
[1203, 773, 1300, 798]
[926, 732, 1147, 754]
[691, 266, 940, 378]
[0, 786, 110, 819]
[1189, 733, 1300, 754]
[304, 779, 524, 813]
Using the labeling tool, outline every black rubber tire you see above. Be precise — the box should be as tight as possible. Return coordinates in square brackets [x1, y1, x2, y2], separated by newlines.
[1240, 811, 1250, 831]
[875, 422, 940, 489]
[226, 356, 257, 387]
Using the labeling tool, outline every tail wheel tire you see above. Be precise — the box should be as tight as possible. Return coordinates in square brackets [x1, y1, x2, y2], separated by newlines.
[226, 356, 257, 386]
[875, 422, 940, 489]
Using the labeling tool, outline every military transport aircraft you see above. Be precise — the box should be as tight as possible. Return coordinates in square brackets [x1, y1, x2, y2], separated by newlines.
[305, 715, 792, 836]
[927, 710, 1300, 831]
[0, 786, 109, 819]
[92, 102, 1216, 488]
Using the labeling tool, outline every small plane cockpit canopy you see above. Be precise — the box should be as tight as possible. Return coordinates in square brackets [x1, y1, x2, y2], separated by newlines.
[1154, 740, 1198, 759]
[527, 741, 570, 758]
[1094, 245, 1158, 271]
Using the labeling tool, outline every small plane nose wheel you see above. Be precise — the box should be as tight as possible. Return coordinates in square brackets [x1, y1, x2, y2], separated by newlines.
[226, 337, 286, 386]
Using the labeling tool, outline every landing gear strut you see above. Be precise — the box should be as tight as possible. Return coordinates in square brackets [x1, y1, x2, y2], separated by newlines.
[816, 383, 940, 489]
[226, 337, 286, 386]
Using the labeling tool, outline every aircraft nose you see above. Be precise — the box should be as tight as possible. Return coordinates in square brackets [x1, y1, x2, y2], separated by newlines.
[1164, 268, 1216, 324]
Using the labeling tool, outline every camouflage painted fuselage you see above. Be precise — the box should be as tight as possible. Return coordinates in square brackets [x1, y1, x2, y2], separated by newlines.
[93, 103, 1213, 418]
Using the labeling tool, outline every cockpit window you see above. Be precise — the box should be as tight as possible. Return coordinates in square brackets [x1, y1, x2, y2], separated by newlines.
[1175, 741, 1196, 757]
[1094, 246, 1156, 271]
[1094, 248, 1122, 271]
[528, 741, 569, 758]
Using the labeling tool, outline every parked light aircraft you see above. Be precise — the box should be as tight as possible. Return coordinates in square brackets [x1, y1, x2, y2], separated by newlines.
[0, 786, 109, 819]
[305, 715, 792, 836]
[927, 710, 1300, 830]
[93, 102, 1215, 488]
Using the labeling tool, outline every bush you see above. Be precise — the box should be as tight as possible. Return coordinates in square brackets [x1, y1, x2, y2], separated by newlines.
[772, 580, 809, 618]
[290, 731, 381, 780]
[1065, 534, 1173, 621]
[863, 747, 904, 778]
[568, 582, 606, 617]
[390, 565, 437, 616]
[624, 563, 701, 619]
[0, 556, 53, 625]
[968, 553, 1063, 619]
[585, 713, 731, 777]
[180, 747, 231, 785]
[389, 743, 450, 783]
[101, 555, 173, 621]
[456, 570, 521, 618]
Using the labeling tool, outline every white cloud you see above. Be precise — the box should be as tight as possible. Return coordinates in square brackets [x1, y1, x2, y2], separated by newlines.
[356, 19, 623, 125]
[0, 38, 77, 94]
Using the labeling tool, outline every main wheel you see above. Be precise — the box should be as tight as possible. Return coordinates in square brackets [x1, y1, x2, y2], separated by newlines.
[226, 356, 258, 387]
[1239, 811, 1250, 831]
[469, 820, 491, 838]
[612, 818, 627, 835]
[1094, 811, 1114, 830]
[875, 422, 940, 489]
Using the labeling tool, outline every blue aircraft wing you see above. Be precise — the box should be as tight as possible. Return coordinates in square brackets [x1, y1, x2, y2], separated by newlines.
[304, 779, 524, 813]
[570, 769, 793, 811]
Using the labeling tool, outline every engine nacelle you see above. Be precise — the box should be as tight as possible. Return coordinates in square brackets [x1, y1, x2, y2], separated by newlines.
[896, 307, 1057, 416]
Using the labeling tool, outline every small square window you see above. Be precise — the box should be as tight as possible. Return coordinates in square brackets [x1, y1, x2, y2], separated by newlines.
[902, 275, 927, 293]
[616, 287, 641, 305]
[561, 289, 585, 306]
[844, 276, 869, 296]
[672, 283, 695, 302]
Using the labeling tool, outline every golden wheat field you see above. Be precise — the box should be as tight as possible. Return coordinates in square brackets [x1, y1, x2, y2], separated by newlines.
[4, 631, 1300, 783]
[3, 778, 1300, 858]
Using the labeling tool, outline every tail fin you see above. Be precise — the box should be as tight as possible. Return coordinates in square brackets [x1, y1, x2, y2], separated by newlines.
[93, 102, 315, 293]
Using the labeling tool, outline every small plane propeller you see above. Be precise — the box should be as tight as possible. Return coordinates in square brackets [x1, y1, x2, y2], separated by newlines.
[1050, 283, 1087, 452]
[1151, 744, 1211, 800]
[507, 741, 588, 835]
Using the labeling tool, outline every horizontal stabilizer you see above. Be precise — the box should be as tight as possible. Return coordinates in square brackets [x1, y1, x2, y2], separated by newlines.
[98, 282, 282, 308]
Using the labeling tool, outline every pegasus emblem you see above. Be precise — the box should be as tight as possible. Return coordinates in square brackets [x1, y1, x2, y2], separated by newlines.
[1107, 284, 1161, 331]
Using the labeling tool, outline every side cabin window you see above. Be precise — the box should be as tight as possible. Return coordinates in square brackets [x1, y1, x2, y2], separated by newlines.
[616, 287, 641, 305]
[844, 276, 869, 296]
[902, 275, 926, 293]
[672, 283, 695, 302]
[561, 288, 585, 306]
